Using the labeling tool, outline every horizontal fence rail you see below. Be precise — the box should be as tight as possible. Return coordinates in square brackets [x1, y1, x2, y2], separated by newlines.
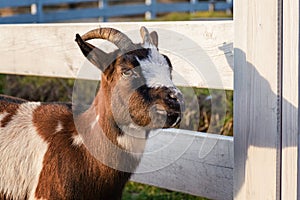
[0, 0, 233, 23]
[0, 21, 233, 89]
[0, 22, 234, 199]
[132, 129, 233, 200]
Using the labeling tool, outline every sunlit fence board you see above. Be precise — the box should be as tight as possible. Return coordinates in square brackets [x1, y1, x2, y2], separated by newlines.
[234, 0, 279, 197]
[233, 0, 300, 199]
[0, 0, 36, 7]
[0, 21, 233, 90]
[282, 0, 299, 199]
[132, 129, 233, 200]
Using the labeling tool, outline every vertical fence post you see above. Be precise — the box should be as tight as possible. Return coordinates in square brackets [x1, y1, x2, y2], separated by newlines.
[30, 2, 38, 23]
[145, 0, 156, 20]
[36, 0, 43, 23]
[234, 0, 281, 199]
[208, 0, 215, 12]
[98, 0, 107, 22]
[31, 4, 37, 15]
[190, 0, 197, 14]
[226, 0, 233, 14]
[281, 0, 299, 199]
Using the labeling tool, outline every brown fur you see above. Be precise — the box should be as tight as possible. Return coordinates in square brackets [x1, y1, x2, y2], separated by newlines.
[32, 104, 135, 200]
[0, 193, 20, 200]
[0, 100, 21, 128]
[0, 27, 183, 200]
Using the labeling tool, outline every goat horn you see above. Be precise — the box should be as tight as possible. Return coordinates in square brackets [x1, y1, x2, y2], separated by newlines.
[81, 28, 135, 52]
[75, 34, 110, 71]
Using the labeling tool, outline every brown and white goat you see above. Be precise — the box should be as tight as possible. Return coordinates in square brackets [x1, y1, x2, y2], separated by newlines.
[0, 27, 184, 200]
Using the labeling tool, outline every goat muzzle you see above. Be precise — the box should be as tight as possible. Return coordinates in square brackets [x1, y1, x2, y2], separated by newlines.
[151, 87, 184, 128]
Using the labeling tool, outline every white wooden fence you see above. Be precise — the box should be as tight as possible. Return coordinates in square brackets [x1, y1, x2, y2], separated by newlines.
[0, 0, 233, 23]
[0, 1, 299, 198]
[234, 0, 299, 199]
[0, 22, 234, 200]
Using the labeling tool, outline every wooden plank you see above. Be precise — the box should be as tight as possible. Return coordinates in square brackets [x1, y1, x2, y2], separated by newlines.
[0, 1, 232, 23]
[42, 5, 150, 22]
[281, 0, 299, 199]
[192, 2, 210, 11]
[0, 14, 37, 24]
[42, 8, 106, 22]
[214, 2, 232, 10]
[0, 22, 233, 90]
[103, 5, 150, 17]
[41, 0, 98, 5]
[131, 129, 233, 200]
[155, 2, 231, 13]
[149, 0, 157, 19]
[234, 0, 280, 199]
[0, 0, 36, 8]
[155, 3, 194, 13]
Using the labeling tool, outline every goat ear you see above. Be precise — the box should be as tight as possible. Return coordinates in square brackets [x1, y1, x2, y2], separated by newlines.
[150, 31, 158, 47]
[75, 34, 108, 71]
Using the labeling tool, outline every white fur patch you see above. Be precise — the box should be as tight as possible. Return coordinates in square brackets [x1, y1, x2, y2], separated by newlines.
[72, 134, 84, 146]
[117, 124, 147, 157]
[55, 121, 63, 133]
[0, 102, 49, 200]
[0, 112, 8, 124]
[138, 49, 175, 88]
[141, 41, 154, 49]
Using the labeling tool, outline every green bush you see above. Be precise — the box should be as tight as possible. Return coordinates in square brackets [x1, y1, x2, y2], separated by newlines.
[0, 75, 233, 136]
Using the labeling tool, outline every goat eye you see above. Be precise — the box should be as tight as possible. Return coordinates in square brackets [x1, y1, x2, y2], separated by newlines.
[122, 70, 134, 78]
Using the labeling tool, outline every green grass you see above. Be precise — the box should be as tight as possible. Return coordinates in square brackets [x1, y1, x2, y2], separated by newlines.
[192, 11, 232, 19]
[155, 12, 191, 21]
[123, 182, 209, 200]
[152, 11, 232, 21]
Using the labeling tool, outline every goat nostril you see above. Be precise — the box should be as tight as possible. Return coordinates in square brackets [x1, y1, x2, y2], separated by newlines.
[168, 92, 184, 104]
[166, 94, 180, 106]
[169, 93, 177, 100]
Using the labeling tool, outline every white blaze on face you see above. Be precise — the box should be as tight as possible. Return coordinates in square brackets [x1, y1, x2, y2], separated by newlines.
[138, 48, 175, 89]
